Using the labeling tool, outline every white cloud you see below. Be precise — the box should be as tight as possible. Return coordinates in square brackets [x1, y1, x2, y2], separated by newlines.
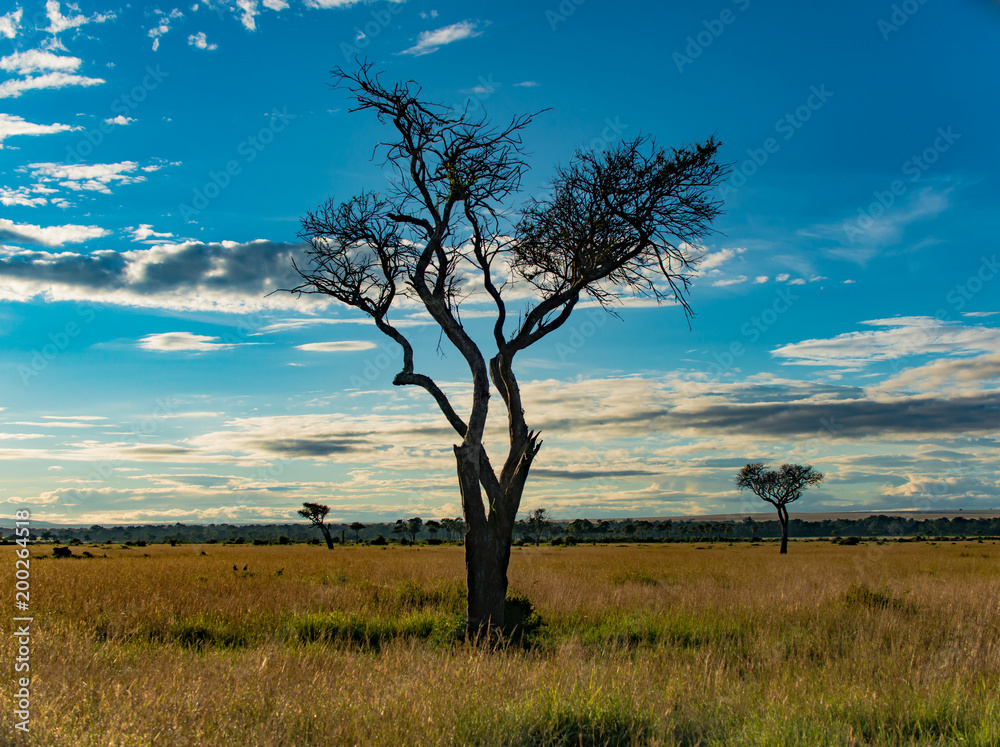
[0, 71, 105, 99]
[877, 352, 1000, 394]
[147, 8, 184, 51]
[187, 31, 217, 50]
[775, 273, 790, 282]
[711, 275, 747, 287]
[0, 188, 48, 208]
[104, 115, 134, 126]
[263, 0, 289, 9]
[698, 247, 744, 272]
[0, 49, 82, 74]
[236, 0, 258, 30]
[46, 0, 115, 34]
[131, 224, 174, 243]
[138, 332, 243, 352]
[0, 8, 22, 38]
[26, 161, 153, 194]
[400, 20, 485, 56]
[0, 219, 109, 246]
[754, 276, 768, 284]
[0, 113, 80, 148]
[296, 341, 378, 352]
[772, 317, 1000, 369]
[513, 81, 540, 88]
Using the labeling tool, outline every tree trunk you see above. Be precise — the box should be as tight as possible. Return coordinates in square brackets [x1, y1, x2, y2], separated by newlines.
[320, 525, 334, 550]
[777, 506, 788, 554]
[465, 522, 511, 636]
[454, 441, 526, 638]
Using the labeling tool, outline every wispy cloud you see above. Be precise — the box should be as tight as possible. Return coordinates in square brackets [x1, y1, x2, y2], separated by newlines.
[0, 218, 109, 246]
[0, 71, 105, 99]
[771, 316, 1000, 370]
[400, 20, 485, 56]
[130, 224, 174, 243]
[25, 161, 155, 194]
[137, 332, 248, 352]
[0, 113, 80, 148]
[45, 0, 115, 34]
[0, 49, 82, 74]
[296, 341, 377, 352]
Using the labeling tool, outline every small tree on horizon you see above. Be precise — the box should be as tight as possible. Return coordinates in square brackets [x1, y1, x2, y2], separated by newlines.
[349, 521, 366, 542]
[525, 508, 552, 547]
[735, 463, 824, 554]
[297, 502, 335, 549]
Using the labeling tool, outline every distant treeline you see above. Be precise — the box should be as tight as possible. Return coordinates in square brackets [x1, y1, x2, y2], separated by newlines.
[5, 514, 1000, 546]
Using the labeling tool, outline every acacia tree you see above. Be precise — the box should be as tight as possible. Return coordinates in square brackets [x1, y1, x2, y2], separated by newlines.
[735, 463, 824, 554]
[349, 521, 366, 542]
[298, 502, 335, 549]
[290, 62, 729, 635]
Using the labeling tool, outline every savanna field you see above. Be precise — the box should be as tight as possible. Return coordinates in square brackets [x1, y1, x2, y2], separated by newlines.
[2, 540, 999, 746]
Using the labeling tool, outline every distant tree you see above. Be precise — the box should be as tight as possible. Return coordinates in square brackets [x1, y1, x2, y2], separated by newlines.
[349, 522, 366, 542]
[525, 508, 552, 547]
[736, 463, 824, 554]
[391, 520, 407, 540]
[425, 519, 441, 539]
[297, 502, 335, 549]
[440, 517, 466, 541]
[406, 517, 423, 542]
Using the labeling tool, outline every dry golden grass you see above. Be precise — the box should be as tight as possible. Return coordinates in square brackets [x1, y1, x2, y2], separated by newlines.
[2, 540, 999, 745]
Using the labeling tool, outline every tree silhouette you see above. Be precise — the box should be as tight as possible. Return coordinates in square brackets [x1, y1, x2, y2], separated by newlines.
[298, 502, 335, 549]
[405, 516, 423, 542]
[290, 61, 729, 635]
[349, 521, 366, 542]
[525, 508, 552, 547]
[735, 463, 824, 554]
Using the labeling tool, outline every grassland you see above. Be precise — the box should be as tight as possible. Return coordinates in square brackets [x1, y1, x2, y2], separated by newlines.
[2, 539, 999, 745]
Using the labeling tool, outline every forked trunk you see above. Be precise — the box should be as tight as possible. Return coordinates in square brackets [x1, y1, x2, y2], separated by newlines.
[454, 441, 527, 638]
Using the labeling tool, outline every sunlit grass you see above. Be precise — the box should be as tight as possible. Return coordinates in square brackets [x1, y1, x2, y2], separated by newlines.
[2, 541, 999, 745]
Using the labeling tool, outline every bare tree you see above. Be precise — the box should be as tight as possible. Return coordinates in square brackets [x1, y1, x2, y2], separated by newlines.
[290, 61, 729, 636]
[735, 463, 824, 554]
[298, 502, 335, 549]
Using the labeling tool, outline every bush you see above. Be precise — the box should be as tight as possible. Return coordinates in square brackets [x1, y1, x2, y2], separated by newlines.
[504, 591, 546, 647]
[550, 537, 564, 546]
[278, 535, 290, 545]
[53, 546, 74, 558]
[369, 535, 387, 546]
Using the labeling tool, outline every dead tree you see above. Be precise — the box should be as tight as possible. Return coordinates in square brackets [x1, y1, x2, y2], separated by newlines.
[735, 463, 824, 554]
[290, 61, 730, 636]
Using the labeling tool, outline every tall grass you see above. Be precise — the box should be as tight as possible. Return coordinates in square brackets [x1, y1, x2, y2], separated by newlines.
[2, 541, 998, 745]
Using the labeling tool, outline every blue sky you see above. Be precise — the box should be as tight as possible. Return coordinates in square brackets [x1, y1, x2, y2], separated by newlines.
[1, 0, 999, 525]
